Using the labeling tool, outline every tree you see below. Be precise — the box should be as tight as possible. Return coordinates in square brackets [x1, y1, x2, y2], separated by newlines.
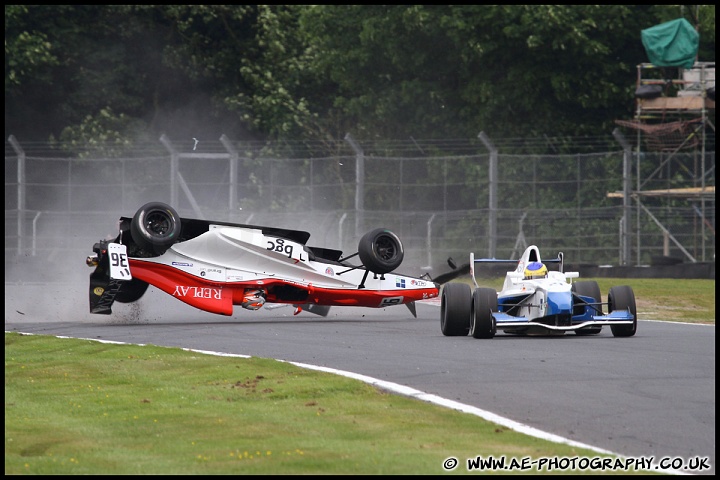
[4, 5, 241, 144]
[5, 5, 715, 150]
[158, 5, 323, 143]
[298, 5, 697, 141]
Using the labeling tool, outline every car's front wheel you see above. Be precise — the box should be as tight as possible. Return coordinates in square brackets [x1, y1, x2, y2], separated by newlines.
[609, 285, 637, 337]
[572, 280, 602, 335]
[470, 288, 497, 339]
[440, 283, 471, 336]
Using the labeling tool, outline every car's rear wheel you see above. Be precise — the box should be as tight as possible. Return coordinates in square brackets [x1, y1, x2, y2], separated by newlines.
[470, 288, 497, 339]
[440, 283, 471, 336]
[115, 278, 149, 303]
[609, 285, 637, 337]
[357, 228, 404, 274]
[572, 280, 602, 335]
[130, 202, 182, 255]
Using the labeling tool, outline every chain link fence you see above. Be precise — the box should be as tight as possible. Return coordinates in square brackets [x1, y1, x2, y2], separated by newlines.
[5, 135, 715, 281]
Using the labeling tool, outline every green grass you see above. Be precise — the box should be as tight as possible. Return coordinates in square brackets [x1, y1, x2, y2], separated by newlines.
[5, 278, 712, 474]
[6, 333, 663, 475]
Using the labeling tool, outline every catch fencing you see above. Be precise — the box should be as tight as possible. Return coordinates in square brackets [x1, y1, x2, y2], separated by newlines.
[5, 134, 715, 279]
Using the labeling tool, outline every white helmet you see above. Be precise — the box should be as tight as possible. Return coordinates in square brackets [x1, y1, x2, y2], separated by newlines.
[241, 288, 266, 310]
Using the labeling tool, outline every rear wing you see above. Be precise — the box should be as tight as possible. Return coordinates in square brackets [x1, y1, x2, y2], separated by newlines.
[469, 252, 566, 288]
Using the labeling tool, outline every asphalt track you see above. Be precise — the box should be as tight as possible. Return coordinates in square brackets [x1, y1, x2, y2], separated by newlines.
[5, 283, 715, 475]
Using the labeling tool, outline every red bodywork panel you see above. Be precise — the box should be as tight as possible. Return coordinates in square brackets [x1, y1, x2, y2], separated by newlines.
[130, 260, 438, 316]
[130, 260, 234, 315]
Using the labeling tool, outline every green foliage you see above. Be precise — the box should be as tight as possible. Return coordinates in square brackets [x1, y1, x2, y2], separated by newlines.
[4, 6, 59, 93]
[4, 5, 716, 149]
[53, 107, 151, 158]
[299, 5, 674, 140]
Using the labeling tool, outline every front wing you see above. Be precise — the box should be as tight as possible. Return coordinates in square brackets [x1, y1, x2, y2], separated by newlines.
[492, 310, 635, 332]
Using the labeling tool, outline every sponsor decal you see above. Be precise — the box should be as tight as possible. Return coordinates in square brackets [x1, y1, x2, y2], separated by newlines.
[200, 268, 222, 277]
[325, 267, 334, 276]
[93, 287, 104, 296]
[266, 237, 306, 262]
[410, 279, 427, 287]
[395, 278, 406, 288]
[380, 296, 404, 306]
[91, 280, 121, 313]
[173, 285, 222, 300]
[172, 262, 193, 267]
[191, 267, 225, 281]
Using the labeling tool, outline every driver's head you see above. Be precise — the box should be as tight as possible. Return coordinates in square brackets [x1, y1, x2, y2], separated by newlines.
[241, 288, 266, 310]
[524, 261, 548, 279]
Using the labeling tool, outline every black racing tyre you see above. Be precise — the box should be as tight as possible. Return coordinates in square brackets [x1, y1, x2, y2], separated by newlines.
[440, 283, 471, 336]
[608, 285, 637, 337]
[470, 288, 497, 339]
[357, 228, 404, 275]
[572, 280, 602, 335]
[115, 278, 150, 303]
[130, 202, 182, 255]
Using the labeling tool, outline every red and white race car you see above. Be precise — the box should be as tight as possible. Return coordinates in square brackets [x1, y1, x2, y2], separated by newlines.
[87, 202, 440, 318]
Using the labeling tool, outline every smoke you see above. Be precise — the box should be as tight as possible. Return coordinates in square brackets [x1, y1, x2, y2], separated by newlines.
[4, 147, 337, 326]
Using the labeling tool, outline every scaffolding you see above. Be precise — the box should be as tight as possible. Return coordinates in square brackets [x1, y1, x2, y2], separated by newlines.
[617, 62, 714, 150]
[613, 61, 715, 264]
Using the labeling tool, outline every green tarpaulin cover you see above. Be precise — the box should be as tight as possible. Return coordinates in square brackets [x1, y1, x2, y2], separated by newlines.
[641, 18, 699, 69]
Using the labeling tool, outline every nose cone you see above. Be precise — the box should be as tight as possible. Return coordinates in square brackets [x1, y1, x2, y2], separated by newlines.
[547, 290, 572, 315]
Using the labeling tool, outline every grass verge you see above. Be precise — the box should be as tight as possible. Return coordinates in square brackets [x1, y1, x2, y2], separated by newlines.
[6, 332, 661, 475]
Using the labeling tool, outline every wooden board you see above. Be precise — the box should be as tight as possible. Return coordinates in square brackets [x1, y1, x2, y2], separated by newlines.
[607, 186, 715, 199]
[639, 96, 715, 111]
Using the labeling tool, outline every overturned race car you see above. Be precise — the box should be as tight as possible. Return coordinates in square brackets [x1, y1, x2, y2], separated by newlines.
[87, 202, 440, 318]
[440, 245, 637, 338]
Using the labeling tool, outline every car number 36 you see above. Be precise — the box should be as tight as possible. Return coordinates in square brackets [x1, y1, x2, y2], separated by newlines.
[108, 243, 132, 280]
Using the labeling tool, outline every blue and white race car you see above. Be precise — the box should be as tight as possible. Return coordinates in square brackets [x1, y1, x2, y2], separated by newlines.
[440, 245, 637, 338]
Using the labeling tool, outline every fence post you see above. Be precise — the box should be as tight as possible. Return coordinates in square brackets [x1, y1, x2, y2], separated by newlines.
[220, 134, 239, 213]
[159, 134, 179, 207]
[424, 213, 436, 270]
[478, 132, 497, 259]
[8, 135, 25, 255]
[344, 133, 364, 238]
[613, 128, 632, 266]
